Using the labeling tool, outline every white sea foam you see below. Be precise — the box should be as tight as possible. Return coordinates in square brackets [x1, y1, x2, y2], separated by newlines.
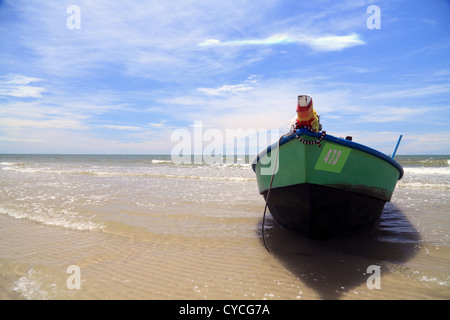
[2, 166, 44, 173]
[151, 159, 173, 164]
[419, 275, 449, 287]
[213, 162, 252, 169]
[397, 181, 450, 190]
[12, 269, 50, 300]
[0, 206, 104, 232]
[0, 162, 16, 166]
[404, 167, 450, 176]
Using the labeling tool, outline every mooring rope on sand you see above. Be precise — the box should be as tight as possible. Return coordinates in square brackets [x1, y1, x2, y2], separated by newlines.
[261, 134, 286, 253]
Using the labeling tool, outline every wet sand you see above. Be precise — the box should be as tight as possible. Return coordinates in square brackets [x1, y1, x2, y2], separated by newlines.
[1, 206, 448, 300]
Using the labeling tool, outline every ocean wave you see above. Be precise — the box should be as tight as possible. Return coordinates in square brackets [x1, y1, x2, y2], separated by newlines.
[397, 181, 450, 190]
[0, 162, 17, 166]
[212, 162, 252, 169]
[2, 166, 44, 173]
[151, 159, 173, 164]
[1, 164, 255, 181]
[1, 166, 95, 175]
[404, 167, 450, 176]
[148, 173, 255, 182]
[398, 157, 450, 167]
[0, 206, 104, 232]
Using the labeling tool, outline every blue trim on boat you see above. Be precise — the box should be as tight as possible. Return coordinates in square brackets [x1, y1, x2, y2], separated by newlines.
[252, 128, 404, 180]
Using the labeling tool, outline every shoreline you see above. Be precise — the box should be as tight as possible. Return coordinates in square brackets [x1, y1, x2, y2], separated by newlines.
[1, 212, 448, 300]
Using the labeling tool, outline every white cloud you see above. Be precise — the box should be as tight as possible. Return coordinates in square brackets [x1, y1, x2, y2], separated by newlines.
[303, 33, 365, 51]
[198, 34, 295, 47]
[198, 84, 252, 96]
[198, 33, 365, 52]
[1, 74, 42, 85]
[2, 1, 369, 81]
[0, 117, 87, 130]
[198, 39, 221, 47]
[197, 79, 257, 96]
[0, 86, 46, 98]
[0, 91, 130, 133]
[193, 75, 261, 97]
[99, 125, 142, 131]
[149, 120, 169, 128]
[0, 74, 46, 98]
[375, 84, 450, 99]
[2, 1, 279, 79]
[397, 131, 450, 155]
[163, 76, 313, 131]
[354, 106, 431, 123]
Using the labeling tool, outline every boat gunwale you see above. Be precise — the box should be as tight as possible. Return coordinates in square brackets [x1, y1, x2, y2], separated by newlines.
[252, 128, 404, 180]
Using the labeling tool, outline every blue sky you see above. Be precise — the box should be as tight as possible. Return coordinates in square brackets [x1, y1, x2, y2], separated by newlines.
[1, 0, 449, 155]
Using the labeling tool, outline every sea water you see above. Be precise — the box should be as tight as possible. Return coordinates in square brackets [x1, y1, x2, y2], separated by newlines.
[0, 154, 448, 299]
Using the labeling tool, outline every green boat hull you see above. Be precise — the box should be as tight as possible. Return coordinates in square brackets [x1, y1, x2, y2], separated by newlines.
[252, 129, 403, 237]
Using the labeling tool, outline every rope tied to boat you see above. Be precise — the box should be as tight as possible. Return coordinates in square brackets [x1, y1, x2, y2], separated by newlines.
[261, 133, 288, 253]
[296, 126, 326, 147]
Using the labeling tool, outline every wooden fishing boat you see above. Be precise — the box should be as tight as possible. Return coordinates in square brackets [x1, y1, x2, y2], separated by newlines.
[252, 128, 404, 238]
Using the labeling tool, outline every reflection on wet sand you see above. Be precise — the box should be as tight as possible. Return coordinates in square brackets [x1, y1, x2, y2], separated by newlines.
[260, 203, 421, 299]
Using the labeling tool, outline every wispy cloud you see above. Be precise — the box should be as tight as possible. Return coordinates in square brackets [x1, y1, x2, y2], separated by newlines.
[198, 33, 365, 51]
[197, 75, 259, 96]
[198, 34, 296, 47]
[1, 1, 369, 82]
[0, 75, 131, 132]
[0, 117, 87, 130]
[354, 106, 432, 123]
[99, 125, 142, 131]
[375, 84, 450, 99]
[303, 33, 366, 51]
[149, 120, 169, 128]
[1, 1, 279, 80]
[0, 74, 46, 98]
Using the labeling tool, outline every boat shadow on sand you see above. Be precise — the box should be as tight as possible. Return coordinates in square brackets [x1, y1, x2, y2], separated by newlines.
[258, 203, 421, 300]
